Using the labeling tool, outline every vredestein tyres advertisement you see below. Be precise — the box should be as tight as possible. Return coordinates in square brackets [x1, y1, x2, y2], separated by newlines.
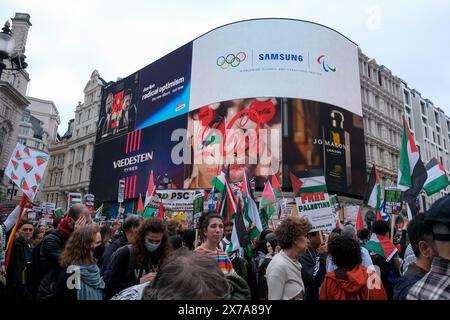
[89, 115, 188, 201]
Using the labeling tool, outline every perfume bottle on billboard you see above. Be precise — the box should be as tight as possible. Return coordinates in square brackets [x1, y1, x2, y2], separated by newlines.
[322, 110, 351, 192]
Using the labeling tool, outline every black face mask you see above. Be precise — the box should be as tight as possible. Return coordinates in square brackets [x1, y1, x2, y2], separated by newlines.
[93, 245, 103, 260]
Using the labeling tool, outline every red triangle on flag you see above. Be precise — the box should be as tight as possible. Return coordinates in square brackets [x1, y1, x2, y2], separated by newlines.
[24, 147, 31, 157]
[12, 172, 19, 180]
[376, 210, 383, 221]
[271, 174, 282, 193]
[23, 162, 33, 173]
[15, 150, 21, 160]
[11, 159, 19, 168]
[21, 179, 29, 191]
[289, 171, 303, 196]
[356, 207, 365, 231]
[37, 158, 46, 166]
[157, 199, 164, 220]
[35, 173, 42, 184]
[31, 186, 38, 193]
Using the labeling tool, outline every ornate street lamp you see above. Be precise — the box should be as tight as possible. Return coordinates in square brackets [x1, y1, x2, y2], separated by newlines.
[0, 20, 27, 78]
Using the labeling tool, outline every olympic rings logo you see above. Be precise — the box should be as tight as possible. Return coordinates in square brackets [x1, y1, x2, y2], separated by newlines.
[216, 52, 246, 69]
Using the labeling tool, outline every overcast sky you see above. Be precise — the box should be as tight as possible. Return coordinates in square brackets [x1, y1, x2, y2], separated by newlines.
[1, 0, 450, 134]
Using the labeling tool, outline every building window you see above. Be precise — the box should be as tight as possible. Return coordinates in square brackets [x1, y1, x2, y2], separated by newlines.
[435, 112, 439, 124]
[421, 102, 426, 115]
[433, 132, 436, 143]
[367, 65, 371, 78]
[424, 127, 428, 139]
[404, 90, 410, 105]
[19, 127, 29, 135]
[378, 72, 383, 86]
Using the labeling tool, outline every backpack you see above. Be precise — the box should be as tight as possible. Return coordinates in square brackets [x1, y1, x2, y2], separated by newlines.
[102, 244, 135, 285]
[36, 268, 58, 300]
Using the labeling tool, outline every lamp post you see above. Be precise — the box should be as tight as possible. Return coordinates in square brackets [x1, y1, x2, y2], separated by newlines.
[0, 20, 27, 78]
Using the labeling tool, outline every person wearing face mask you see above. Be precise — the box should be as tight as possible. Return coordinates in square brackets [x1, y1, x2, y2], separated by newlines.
[54, 225, 105, 300]
[103, 217, 171, 299]
[5, 221, 34, 299]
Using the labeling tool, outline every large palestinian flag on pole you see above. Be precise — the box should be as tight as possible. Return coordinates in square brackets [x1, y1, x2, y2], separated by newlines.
[397, 115, 427, 196]
[363, 164, 381, 211]
[5, 143, 49, 201]
[423, 158, 449, 196]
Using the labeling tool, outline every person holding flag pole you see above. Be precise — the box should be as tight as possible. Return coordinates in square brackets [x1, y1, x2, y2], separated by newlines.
[3, 143, 50, 273]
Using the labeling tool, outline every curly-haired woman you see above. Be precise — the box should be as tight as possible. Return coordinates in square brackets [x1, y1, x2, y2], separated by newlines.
[266, 217, 313, 300]
[103, 217, 171, 298]
[54, 225, 104, 300]
[319, 235, 387, 300]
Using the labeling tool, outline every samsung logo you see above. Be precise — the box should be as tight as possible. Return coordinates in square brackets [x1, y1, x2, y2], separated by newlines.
[258, 53, 303, 62]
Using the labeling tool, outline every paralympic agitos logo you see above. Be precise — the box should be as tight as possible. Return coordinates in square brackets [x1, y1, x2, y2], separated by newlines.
[317, 55, 336, 73]
[216, 52, 246, 69]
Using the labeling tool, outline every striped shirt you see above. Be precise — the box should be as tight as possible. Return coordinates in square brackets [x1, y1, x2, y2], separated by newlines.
[407, 256, 450, 300]
[195, 246, 234, 275]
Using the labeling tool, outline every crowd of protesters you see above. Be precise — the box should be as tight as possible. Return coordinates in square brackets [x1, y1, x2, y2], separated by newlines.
[0, 195, 449, 300]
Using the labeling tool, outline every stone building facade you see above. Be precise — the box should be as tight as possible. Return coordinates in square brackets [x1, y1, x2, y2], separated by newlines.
[40, 70, 107, 208]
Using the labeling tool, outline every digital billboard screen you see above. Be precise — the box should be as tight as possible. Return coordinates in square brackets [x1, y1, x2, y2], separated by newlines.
[91, 19, 366, 199]
[96, 72, 140, 143]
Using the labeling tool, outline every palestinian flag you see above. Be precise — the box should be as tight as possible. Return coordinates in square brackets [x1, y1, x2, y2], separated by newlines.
[136, 194, 144, 216]
[271, 174, 282, 198]
[227, 199, 251, 257]
[397, 115, 427, 197]
[259, 181, 276, 229]
[211, 166, 227, 194]
[423, 158, 450, 196]
[218, 178, 237, 223]
[241, 169, 262, 240]
[363, 164, 381, 211]
[144, 170, 156, 208]
[365, 233, 398, 262]
[355, 207, 364, 231]
[289, 171, 304, 197]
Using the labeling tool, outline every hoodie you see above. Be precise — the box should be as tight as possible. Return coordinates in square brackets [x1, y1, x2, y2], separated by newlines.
[319, 264, 387, 300]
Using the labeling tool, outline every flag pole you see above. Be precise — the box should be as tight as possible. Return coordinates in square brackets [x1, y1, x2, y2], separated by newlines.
[390, 214, 396, 242]
[5, 194, 28, 271]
